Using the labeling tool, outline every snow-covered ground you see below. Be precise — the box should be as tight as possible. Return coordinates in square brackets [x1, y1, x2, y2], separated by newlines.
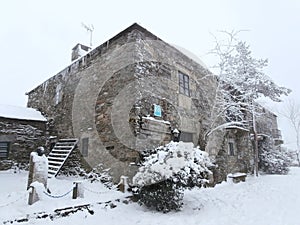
[1, 168, 300, 225]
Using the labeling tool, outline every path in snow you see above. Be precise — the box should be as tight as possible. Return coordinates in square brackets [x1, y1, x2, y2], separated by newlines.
[1, 168, 300, 225]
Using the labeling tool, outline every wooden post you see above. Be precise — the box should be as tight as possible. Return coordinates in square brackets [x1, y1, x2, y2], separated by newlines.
[27, 154, 34, 190]
[72, 181, 84, 199]
[118, 176, 129, 193]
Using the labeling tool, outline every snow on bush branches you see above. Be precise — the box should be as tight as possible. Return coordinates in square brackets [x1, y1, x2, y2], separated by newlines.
[133, 142, 213, 187]
[132, 142, 213, 212]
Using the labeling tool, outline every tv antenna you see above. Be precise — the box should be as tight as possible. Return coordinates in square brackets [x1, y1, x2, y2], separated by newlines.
[82, 23, 94, 46]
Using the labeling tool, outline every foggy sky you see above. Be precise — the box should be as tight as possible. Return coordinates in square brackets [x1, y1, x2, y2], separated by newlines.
[1, 0, 299, 149]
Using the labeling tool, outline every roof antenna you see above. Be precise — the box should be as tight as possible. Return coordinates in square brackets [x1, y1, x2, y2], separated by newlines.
[81, 23, 94, 46]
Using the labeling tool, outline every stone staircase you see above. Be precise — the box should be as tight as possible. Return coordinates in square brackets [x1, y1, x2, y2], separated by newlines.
[47, 138, 78, 178]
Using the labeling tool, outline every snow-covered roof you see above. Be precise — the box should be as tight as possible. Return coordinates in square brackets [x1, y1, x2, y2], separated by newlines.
[0, 104, 46, 122]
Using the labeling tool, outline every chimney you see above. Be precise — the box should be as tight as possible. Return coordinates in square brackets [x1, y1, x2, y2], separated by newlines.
[71, 43, 91, 61]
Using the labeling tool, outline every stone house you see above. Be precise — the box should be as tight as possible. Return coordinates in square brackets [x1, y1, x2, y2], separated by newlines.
[256, 107, 283, 146]
[26, 23, 282, 183]
[0, 105, 46, 170]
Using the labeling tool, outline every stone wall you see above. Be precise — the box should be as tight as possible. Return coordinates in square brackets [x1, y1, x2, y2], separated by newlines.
[0, 117, 46, 170]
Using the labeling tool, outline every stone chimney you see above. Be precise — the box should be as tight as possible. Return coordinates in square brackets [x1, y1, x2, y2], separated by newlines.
[71, 43, 91, 61]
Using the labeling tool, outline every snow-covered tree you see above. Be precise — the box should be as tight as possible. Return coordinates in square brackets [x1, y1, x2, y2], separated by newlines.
[133, 142, 213, 212]
[209, 31, 291, 175]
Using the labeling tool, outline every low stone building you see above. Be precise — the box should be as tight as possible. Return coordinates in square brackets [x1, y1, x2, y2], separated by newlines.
[0, 105, 47, 170]
[26, 23, 283, 183]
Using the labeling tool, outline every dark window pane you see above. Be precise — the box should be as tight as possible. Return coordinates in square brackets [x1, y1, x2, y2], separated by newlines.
[0, 142, 9, 158]
[179, 86, 185, 94]
[179, 72, 184, 81]
[179, 79, 184, 88]
[184, 75, 189, 82]
[184, 88, 190, 96]
[229, 142, 234, 156]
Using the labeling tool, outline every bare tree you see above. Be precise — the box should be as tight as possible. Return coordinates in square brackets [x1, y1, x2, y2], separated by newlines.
[279, 99, 300, 166]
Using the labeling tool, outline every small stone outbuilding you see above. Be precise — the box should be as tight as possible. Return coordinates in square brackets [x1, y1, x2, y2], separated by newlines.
[0, 105, 46, 170]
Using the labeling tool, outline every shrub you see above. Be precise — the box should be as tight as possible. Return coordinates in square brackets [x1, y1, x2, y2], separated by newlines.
[260, 149, 290, 174]
[133, 141, 213, 212]
[135, 179, 184, 213]
[259, 140, 290, 175]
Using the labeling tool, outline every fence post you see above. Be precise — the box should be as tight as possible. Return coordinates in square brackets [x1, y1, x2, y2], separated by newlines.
[118, 176, 129, 193]
[72, 181, 84, 199]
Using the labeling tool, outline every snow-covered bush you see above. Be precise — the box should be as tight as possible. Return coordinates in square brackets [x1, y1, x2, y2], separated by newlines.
[260, 150, 290, 174]
[133, 142, 213, 212]
[135, 179, 184, 213]
[259, 141, 290, 175]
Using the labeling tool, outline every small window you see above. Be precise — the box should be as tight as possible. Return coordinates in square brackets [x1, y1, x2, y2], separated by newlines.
[0, 142, 9, 158]
[228, 141, 235, 156]
[178, 71, 190, 96]
[153, 104, 162, 117]
[81, 138, 89, 157]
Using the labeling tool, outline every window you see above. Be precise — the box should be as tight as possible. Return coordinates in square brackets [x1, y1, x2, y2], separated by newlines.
[0, 142, 9, 158]
[81, 138, 89, 157]
[178, 71, 190, 96]
[228, 140, 235, 156]
[153, 104, 162, 117]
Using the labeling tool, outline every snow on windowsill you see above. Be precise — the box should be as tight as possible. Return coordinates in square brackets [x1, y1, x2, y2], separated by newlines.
[142, 116, 170, 124]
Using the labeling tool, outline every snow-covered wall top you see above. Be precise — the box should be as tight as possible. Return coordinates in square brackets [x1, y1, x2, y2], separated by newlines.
[0, 104, 46, 121]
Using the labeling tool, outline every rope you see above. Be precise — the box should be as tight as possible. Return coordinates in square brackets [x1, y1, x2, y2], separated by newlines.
[43, 188, 73, 199]
[83, 186, 110, 195]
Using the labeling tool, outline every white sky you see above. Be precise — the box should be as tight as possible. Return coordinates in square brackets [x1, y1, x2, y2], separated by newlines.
[0, 0, 299, 149]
